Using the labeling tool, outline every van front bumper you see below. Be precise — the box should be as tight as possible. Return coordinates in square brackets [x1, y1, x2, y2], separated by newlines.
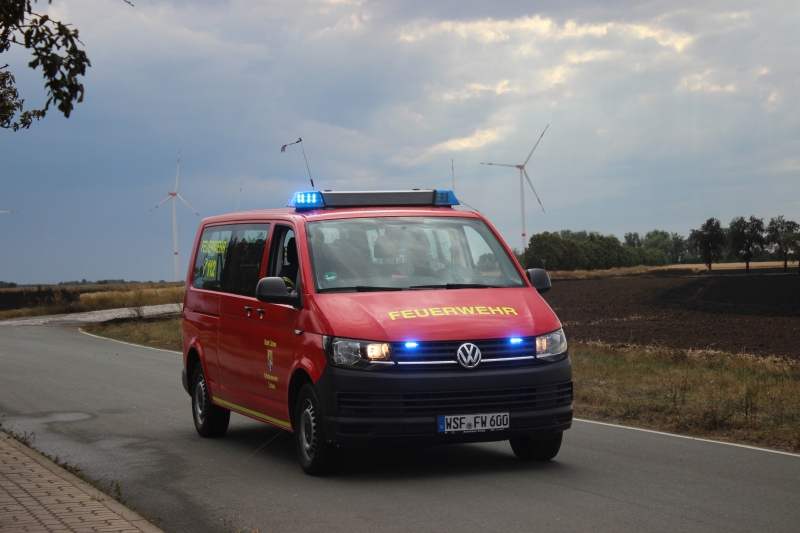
[315, 357, 573, 445]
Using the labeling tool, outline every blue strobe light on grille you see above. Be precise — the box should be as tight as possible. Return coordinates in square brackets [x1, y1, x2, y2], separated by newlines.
[509, 337, 523, 345]
[404, 342, 419, 349]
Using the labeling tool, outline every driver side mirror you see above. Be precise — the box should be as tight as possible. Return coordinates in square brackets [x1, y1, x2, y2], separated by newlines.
[526, 268, 551, 294]
[255, 277, 303, 309]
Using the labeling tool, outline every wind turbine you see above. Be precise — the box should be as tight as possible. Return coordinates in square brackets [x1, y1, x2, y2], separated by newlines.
[151, 151, 200, 282]
[0, 210, 18, 214]
[480, 125, 549, 251]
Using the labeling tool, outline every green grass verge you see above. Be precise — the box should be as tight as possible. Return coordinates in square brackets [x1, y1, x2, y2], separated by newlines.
[573, 342, 800, 452]
[82, 317, 800, 452]
[83, 315, 183, 352]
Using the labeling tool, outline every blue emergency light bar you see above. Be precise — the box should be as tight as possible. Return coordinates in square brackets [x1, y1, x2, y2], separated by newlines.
[287, 189, 460, 210]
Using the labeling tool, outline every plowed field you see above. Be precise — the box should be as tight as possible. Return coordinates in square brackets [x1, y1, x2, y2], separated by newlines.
[541, 274, 800, 359]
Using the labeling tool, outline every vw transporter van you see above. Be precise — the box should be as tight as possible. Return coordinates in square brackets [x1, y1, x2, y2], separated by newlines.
[182, 189, 572, 475]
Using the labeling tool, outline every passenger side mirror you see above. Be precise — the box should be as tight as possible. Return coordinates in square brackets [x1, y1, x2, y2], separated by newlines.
[526, 268, 551, 294]
[255, 277, 303, 309]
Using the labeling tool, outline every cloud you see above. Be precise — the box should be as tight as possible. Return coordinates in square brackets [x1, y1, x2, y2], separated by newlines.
[677, 70, 737, 93]
[3, 1, 799, 283]
[441, 80, 515, 101]
[429, 127, 505, 153]
[398, 15, 693, 52]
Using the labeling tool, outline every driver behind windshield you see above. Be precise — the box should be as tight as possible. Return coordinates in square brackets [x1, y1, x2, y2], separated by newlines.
[401, 230, 445, 277]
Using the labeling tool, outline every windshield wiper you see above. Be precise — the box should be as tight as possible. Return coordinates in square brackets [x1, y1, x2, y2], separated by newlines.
[318, 286, 406, 293]
[408, 283, 502, 290]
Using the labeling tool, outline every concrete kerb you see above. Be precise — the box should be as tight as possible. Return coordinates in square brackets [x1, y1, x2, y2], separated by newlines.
[2, 432, 165, 533]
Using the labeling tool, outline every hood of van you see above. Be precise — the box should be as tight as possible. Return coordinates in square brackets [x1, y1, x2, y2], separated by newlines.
[310, 288, 561, 342]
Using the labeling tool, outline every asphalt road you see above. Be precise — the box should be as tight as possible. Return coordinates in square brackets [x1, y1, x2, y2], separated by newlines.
[1, 323, 798, 533]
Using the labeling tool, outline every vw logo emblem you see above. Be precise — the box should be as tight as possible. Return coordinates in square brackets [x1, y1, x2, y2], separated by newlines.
[456, 343, 481, 369]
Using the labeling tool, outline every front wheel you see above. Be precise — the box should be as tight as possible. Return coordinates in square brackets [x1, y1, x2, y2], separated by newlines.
[294, 383, 343, 476]
[509, 432, 563, 461]
[191, 366, 230, 438]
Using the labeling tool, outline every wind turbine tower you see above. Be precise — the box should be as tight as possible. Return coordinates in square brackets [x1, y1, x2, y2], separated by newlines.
[151, 152, 200, 282]
[480, 125, 549, 251]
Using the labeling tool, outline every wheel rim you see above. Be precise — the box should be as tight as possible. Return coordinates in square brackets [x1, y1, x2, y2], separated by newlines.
[299, 399, 316, 462]
[194, 376, 207, 425]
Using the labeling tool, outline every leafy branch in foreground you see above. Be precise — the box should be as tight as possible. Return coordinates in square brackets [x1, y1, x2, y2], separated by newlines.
[0, 0, 131, 131]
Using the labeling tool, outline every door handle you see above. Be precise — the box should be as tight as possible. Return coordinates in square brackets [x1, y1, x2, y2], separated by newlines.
[257, 309, 265, 318]
[244, 306, 253, 316]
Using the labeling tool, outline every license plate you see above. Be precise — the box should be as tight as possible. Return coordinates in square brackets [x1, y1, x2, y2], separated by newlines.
[437, 413, 509, 433]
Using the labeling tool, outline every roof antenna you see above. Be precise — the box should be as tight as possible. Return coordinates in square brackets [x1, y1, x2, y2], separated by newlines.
[281, 137, 314, 190]
[451, 159, 482, 213]
[236, 179, 243, 212]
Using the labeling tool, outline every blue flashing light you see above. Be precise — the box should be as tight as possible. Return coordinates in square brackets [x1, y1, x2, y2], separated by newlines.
[434, 189, 460, 206]
[509, 337, 523, 345]
[288, 191, 325, 209]
[404, 342, 419, 349]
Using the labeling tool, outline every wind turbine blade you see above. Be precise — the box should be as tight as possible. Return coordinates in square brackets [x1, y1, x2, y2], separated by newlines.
[175, 150, 181, 192]
[0, 210, 18, 214]
[236, 180, 242, 212]
[480, 163, 518, 168]
[151, 196, 173, 211]
[176, 194, 200, 216]
[523, 124, 549, 166]
[523, 168, 545, 213]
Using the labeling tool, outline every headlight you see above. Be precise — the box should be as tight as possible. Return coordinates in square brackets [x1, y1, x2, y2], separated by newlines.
[535, 328, 568, 362]
[325, 336, 393, 369]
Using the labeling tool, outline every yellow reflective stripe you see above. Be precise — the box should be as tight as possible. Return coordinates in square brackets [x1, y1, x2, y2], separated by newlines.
[282, 276, 295, 288]
[212, 396, 291, 428]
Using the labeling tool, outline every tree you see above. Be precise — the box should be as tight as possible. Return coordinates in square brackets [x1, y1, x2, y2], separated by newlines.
[729, 216, 766, 274]
[766, 216, 799, 273]
[669, 232, 688, 263]
[642, 230, 673, 259]
[0, 0, 127, 130]
[476, 253, 499, 272]
[559, 229, 588, 243]
[624, 232, 641, 247]
[524, 232, 587, 271]
[689, 218, 727, 272]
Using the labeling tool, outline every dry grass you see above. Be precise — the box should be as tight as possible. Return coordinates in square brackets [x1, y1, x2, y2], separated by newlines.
[572, 341, 800, 452]
[83, 315, 183, 352]
[0, 286, 184, 320]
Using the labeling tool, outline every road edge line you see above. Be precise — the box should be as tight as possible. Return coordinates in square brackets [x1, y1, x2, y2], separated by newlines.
[78, 328, 182, 354]
[2, 433, 165, 533]
[574, 418, 800, 458]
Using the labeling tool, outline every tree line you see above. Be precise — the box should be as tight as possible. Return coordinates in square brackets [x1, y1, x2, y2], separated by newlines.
[520, 215, 800, 273]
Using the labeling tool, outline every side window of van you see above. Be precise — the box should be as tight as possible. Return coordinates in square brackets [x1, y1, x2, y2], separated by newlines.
[193, 225, 234, 291]
[220, 224, 270, 296]
[267, 226, 299, 291]
[192, 224, 270, 295]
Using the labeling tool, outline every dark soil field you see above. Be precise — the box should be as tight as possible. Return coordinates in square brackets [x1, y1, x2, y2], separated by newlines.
[542, 273, 800, 359]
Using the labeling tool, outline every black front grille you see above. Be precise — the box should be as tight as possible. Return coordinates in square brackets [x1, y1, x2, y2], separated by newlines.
[391, 337, 541, 369]
[336, 382, 573, 416]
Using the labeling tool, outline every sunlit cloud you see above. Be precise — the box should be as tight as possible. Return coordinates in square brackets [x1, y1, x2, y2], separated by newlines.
[677, 70, 737, 93]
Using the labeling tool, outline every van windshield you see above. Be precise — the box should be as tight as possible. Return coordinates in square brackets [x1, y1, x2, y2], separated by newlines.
[306, 217, 525, 292]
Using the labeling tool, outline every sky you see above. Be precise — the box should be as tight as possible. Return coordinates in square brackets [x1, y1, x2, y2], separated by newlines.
[1, 0, 798, 284]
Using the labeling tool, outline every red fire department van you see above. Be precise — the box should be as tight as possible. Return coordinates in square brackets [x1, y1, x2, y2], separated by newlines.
[182, 189, 572, 475]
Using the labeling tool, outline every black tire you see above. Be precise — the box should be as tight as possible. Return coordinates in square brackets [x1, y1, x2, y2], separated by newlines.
[509, 432, 563, 461]
[191, 366, 230, 438]
[294, 383, 343, 476]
